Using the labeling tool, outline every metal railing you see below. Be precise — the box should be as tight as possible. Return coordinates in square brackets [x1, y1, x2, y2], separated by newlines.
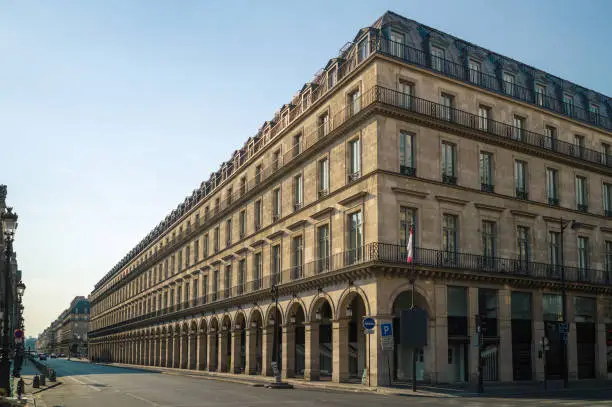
[89, 242, 612, 338]
[376, 37, 612, 132]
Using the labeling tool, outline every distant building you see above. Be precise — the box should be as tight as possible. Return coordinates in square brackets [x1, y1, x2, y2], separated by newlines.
[37, 296, 90, 355]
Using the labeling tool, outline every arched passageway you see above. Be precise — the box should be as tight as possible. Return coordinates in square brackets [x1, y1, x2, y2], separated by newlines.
[392, 289, 429, 382]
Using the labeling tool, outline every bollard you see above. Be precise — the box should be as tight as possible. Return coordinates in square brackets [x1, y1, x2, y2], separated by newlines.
[33, 375, 40, 389]
[17, 378, 24, 400]
[40, 374, 46, 386]
[49, 369, 56, 382]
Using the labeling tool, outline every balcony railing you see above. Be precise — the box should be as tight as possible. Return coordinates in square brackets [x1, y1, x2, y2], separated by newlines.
[480, 183, 494, 193]
[400, 166, 416, 177]
[516, 189, 528, 200]
[376, 37, 612, 132]
[89, 242, 612, 338]
[442, 174, 457, 185]
[548, 197, 560, 206]
[577, 204, 588, 213]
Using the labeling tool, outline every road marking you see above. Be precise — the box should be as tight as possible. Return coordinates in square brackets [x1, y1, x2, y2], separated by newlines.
[66, 375, 102, 392]
[125, 392, 164, 407]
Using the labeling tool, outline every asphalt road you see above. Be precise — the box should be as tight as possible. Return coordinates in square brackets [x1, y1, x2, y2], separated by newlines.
[36, 359, 612, 407]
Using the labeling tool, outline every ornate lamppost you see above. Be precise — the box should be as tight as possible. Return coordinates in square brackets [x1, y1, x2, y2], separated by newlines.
[0, 208, 18, 395]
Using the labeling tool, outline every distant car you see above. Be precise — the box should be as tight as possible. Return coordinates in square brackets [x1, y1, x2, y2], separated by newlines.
[39, 354, 47, 360]
[59, 353, 66, 358]
[50, 353, 57, 359]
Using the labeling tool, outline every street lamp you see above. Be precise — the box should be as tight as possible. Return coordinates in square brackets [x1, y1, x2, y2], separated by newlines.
[560, 218, 581, 389]
[16, 281, 25, 297]
[265, 284, 292, 389]
[0, 207, 18, 395]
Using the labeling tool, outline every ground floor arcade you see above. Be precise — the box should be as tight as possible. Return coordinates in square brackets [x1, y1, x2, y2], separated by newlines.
[89, 277, 612, 386]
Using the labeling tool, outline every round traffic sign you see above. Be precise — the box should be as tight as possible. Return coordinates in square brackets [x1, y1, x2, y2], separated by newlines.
[363, 317, 375, 331]
[14, 329, 23, 339]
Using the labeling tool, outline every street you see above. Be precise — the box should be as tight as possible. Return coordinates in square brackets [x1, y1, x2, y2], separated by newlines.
[33, 359, 612, 407]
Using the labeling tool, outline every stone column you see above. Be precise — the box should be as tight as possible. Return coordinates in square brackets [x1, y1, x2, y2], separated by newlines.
[434, 284, 448, 384]
[281, 324, 295, 379]
[197, 332, 207, 370]
[596, 296, 608, 379]
[332, 319, 349, 383]
[304, 322, 320, 381]
[165, 335, 172, 367]
[207, 332, 217, 371]
[173, 333, 181, 368]
[566, 293, 578, 381]
[468, 287, 479, 383]
[231, 329, 242, 373]
[532, 290, 545, 381]
[245, 327, 257, 375]
[218, 330, 229, 372]
[261, 327, 274, 376]
[374, 316, 393, 387]
[180, 333, 188, 369]
[498, 289, 513, 382]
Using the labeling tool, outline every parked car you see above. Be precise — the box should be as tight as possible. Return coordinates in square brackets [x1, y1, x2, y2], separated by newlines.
[50, 353, 57, 359]
[59, 353, 66, 358]
[39, 353, 47, 360]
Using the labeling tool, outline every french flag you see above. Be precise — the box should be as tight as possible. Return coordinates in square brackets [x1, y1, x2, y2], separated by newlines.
[407, 228, 414, 263]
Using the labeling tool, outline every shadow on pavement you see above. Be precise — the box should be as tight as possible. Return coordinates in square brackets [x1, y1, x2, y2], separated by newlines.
[37, 359, 160, 377]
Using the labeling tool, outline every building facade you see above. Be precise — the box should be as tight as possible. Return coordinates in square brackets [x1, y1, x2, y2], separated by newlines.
[38, 296, 90, 356]
[88, 12, 612, 386]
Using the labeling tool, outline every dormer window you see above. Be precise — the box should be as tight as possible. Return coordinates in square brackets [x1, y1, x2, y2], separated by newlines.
[590, 104, 600, 124]
[563, 93, 574, 116]
[282, 111, 289, 127]
[357, 38, 369, 63]
[389, 31, 405, 58]
[535, 84, 546, 106]
[328, 67, 337, 89]
[302, 91, 310, 111]
[431, 46, 445, 72]
[502, 72, 515, 96]
[468, 60, 481, 84]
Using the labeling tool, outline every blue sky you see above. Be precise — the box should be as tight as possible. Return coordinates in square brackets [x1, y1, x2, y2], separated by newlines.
[1, 0, 610, 336]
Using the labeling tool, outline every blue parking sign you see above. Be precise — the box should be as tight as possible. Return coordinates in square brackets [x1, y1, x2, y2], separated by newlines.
[381, 323, 393, 337]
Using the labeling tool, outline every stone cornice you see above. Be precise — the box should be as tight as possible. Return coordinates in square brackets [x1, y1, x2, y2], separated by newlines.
[310, 206, 334, 220]
[391, 187, 428, 199]
[600, 227, 612, 234]
[266, 230, 285, 240]
[250, 239, 266, 248]
[474, 203, 505, 213]
[287, 220, 308, 231]
[510, 210, 538, 219]
[435, 195, 469, 206]
[338, 191, 368, 206]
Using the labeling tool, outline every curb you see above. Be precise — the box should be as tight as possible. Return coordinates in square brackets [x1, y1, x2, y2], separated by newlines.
[32, 382, 62, 394]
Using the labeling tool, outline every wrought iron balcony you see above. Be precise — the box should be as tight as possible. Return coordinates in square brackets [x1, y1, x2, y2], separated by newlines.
[318, 189, 329, 198]
[605, 210, 612, 218]
[516, 189, 528, 200]
[348, 172, 361, 183]
[442, 174, 457, 185]
[480, 183, 494, 193]
[577, 204, 588, 213]
[400, 166, 416, 177]
[89, 242, 612, 339]
[548, 197, 560, 206]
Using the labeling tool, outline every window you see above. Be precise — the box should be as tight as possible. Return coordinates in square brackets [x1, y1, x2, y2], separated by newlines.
[272, 188, 281, 220]
[214, 198, 220, 214]
[544, 126, 557, 150]
[514, 160, 527, 199]
[318, 158, 329, 197]
[254, 200, 262, 230]
[348, 211, 363, 264]
[292, 235, 304, 278]
[482, 221, 496, 263]
[398, 80, 413, 110]
[239, 210, 246, 237]
[327, 66, 337, 89]
[575, 176, 588, 212]
[590, 104, 600, 123]
[272, 150, 280, 171]
[255, 164, 262, 184]
[226, 219, 232, 246]
[604, 183, 612, 216]
[535, 84, 546, 106]
[294, 174, 303, 210]
[540, 168, 558, 207]
[517, 226, 530, 264]
[240, 177, 247, 196]
[317, 225, 329, 273]
[185, 245, 190, 267]
[171, 255, 176, 274]
[605, 241, 612, 279]
[212, 270, 219, 300]
[400, 131, 415, 176]
[357, 38, 369, 63]
[271, 244, 281, 283]
[440, 93, 453, 121]
[348, 89, 360, 116]
[479, 152, 493, 192]
[238, 259, 246, 294]
[442, 214, 457, 257]
[254, 252, 262, 289]
[390, 31, 404, 58]
[203, 234, 209, 258]
[193, 279, 198, 301]
[549, 231, 561, 272]
[399, 207, 416, 256]
[293, 133, 303, 158]
[469, 60, 481, 84]
[227, 187, 233, 205]
[573, 135, 585, 158]
[318, 112, 329, 138]
[202, 276, 208, 303]
[577, 237, 589, 276]
[602, 143, 610, 166]
[431, 46, 444, 72]
[195, 213, 200, 227]
[214, 226, 220, 252]
[478, 105, 490, 131]
[563, 93, 574, 116]
[348, 138, 361, 181]
[441, 141, 456, 184]
[302, 92, 309, 111]
[512, 116, 525, 141]
[503, 72, 515, 96]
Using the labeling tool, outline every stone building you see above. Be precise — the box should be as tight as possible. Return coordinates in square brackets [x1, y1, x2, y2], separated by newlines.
[87, 11, 612, 386]
[38, 296, 90, 355]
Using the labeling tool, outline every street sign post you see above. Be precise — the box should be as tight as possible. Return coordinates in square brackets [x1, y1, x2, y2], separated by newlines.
[363, 317, 375, 334]
[362, 317, 376, 387]
[380, 323, 393, 337]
